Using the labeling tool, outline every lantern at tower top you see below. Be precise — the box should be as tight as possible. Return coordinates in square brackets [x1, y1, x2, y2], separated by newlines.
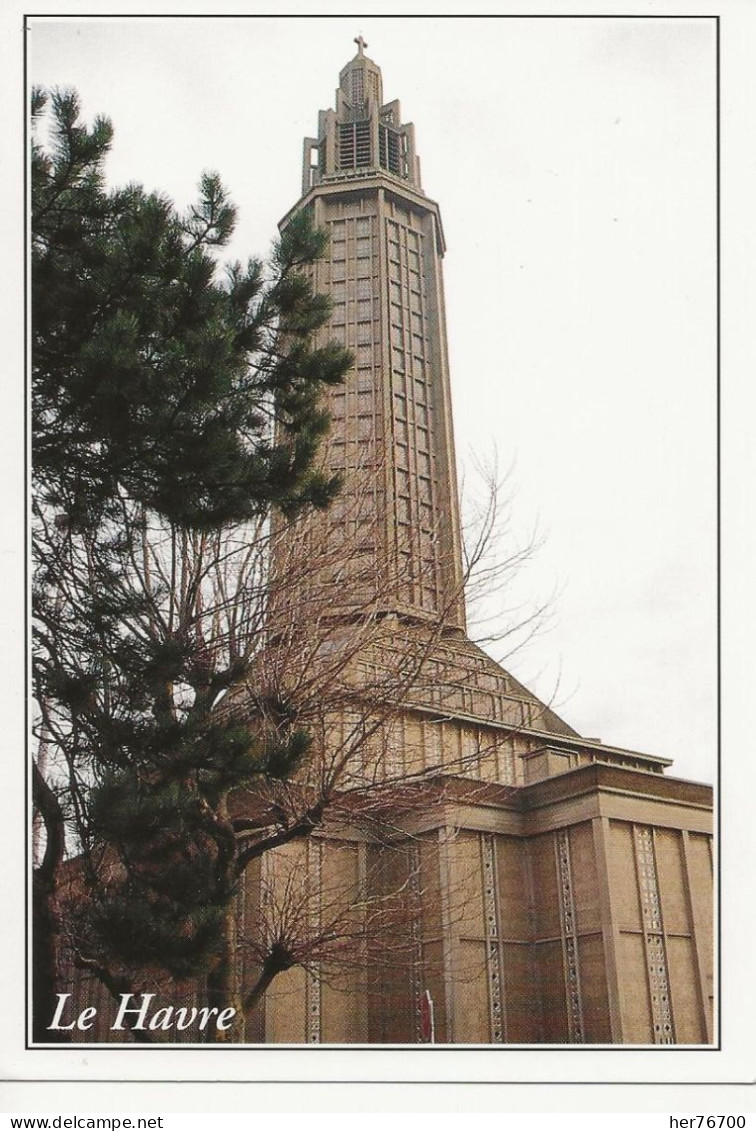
[300, 40, 422, 196]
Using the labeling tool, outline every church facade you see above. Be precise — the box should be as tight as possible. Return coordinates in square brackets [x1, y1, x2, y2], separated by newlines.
[257, 41, 714, 1045]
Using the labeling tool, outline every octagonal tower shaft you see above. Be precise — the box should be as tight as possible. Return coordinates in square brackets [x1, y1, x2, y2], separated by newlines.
[279, 45, 466, 630]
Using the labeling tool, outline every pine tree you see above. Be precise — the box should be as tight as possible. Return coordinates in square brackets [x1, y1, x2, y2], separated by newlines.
[31, 88, 351, 1041]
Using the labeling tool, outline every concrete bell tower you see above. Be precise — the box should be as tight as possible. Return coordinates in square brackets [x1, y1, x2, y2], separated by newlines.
[280, 37, 465, 629]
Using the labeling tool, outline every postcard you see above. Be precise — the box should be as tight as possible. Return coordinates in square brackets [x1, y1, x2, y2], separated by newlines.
[4, 2, 754, 1116]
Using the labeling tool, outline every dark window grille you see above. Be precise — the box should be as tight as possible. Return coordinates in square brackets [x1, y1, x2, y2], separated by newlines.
[339, 123, 355, 168]
[379, 126, 403, 176]
[355, 121, 371, 166]
[339, 121, 372, 169]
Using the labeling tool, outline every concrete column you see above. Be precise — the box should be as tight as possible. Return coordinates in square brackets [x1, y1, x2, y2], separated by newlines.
[592, 816, 623, 1042]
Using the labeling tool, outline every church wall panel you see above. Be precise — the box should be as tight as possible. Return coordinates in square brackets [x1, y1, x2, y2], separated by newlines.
[654, 828, 691, 935]
[607, 820, 643, 930]
[687, 834, 714, 932]
[450, 831, 486, 937]
[533, 940, 568, 1042]
[418, 834, 442, 938]
[686, 832, 714, 1034]
[372, 977, 414, 1043]
[322, 970, 367, 1043]
[617, 931, 653, 1043]
[494, 835, 530, 940]
[529, 833, 561, 939]
[266, 966, 307, 1043]
[453, 940, 490, 1043]
[502, 943, 540, 1042]
[666, 934, 705, 1044]
[569, 820, 602, 932]
[577, 934, 612, 1043]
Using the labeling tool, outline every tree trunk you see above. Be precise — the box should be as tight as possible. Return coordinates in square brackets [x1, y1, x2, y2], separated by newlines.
[32, 761, 67, 1043]
[242, 960, 283, 1016]
[204, 902, 244, 1043]
[32, 871, 67, 1043]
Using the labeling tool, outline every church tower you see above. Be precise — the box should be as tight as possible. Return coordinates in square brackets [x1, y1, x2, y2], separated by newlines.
[276, 39, 598, 754]
[278, 35, 465, 629]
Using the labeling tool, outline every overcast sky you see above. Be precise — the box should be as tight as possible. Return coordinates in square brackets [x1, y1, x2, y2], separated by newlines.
[29, 15, 717, 783]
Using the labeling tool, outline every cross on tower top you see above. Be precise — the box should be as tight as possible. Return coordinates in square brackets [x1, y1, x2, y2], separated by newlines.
[354, 34, 368, 55]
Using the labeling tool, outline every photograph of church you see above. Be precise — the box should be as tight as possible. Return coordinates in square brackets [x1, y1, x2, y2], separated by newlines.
[32, 21, 715, 1047]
